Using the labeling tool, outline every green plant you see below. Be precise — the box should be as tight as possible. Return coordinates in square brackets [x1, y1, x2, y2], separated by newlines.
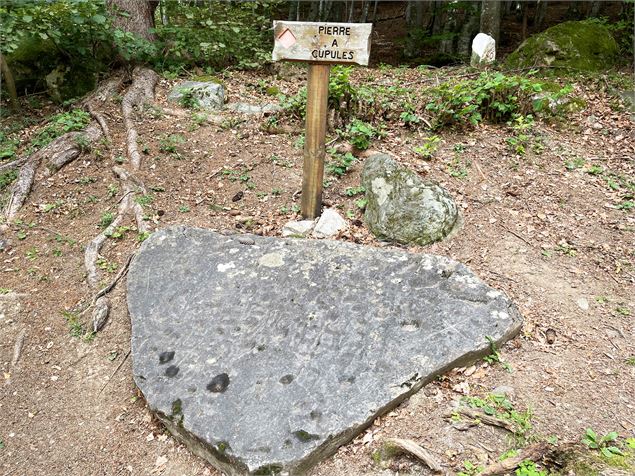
[159, 134, 185, 155]
[99, 212, 114, 229]
[29, 110, 91, 151]
[179, 205, 190, 213]
[345, 120, 380, 150]
[327, 150, 356, 177]
[135, 194, 154, 206]
[96, 258, 117, 273]
[345, 186, 366, 197]
[62, 310, 83, 338]
[447, 157, 469, 179]
[484, 336, 513, 372]
[506, 115, 535, 155]
[414, 135, 441, 159]
[425, 72, 572, 130]
[465, 393, 533, 441]
[515, 460, 547, 476]
[105, 226, 131, 239]
[458, 459, 483, 476]
[26, 247, 38, 261]
[565, 157, 586, 170]
[582, 429, 623, 458]
[400, 110, 421, 127]
[178, 87, 201, 109]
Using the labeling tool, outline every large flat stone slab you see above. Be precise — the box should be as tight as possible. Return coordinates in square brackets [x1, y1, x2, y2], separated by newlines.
[127, 227, 521, 475]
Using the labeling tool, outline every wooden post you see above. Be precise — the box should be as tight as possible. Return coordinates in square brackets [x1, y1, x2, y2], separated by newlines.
[301, 64, 330, 219]
[272, 20, 372, 218]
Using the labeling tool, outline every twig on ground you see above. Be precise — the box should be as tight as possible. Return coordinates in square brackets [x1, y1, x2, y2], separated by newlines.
[500, 225, 534, 248]
[98, 349, 131, 396]
[11, 329, 26, 367]
[95, 253, 135, 301]
[451, 407, 516, 432]
[479, 442, 550, 476]
[383, 438, 443, 473]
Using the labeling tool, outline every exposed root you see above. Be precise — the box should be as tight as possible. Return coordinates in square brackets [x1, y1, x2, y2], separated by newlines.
[122, 66, 159, 170]
[83, 68, 157, 334]
[3, 74, 123, 223]
[86, 102, 111, 144]
[383, 438, 443, 473]
[5, 153, 42, 221]
[92, 296, 111, 333]
[0, 157, 28, 173]
[479, 442, 551, 476]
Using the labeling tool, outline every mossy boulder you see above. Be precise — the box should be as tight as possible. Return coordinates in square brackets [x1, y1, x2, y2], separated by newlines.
[361, 154, 459, 246]
[506, 20, 619, 71]
[7, 36, 98, 101]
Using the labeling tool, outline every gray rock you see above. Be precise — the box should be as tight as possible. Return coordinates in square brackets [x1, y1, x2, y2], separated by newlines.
[226, 102, 282, 115]
[168, 81, 225, 110]
[620, 91, 635, 119]
[492, 385, 515, 397]
[312, 209, 347, 239]
[361, 154, 459, 246]
[282, 220, 315, 238]
[128, 226, 521, 475]
[471, 33, 496, 67]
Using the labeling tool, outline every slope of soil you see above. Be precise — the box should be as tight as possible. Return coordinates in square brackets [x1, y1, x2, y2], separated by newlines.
[1, 65, 633, 475]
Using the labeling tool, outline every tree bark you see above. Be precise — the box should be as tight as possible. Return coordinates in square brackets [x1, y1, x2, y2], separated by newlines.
[106, 0, 158, 41]
[480, 0, 501, 45]
[0, 52, 19, 111]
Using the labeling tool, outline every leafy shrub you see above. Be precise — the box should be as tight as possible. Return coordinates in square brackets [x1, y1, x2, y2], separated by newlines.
[155, 1, 279, 71]
[344, 120, 381, 150]
[281, 66, 358, 120]
[425, 72, 572, 129]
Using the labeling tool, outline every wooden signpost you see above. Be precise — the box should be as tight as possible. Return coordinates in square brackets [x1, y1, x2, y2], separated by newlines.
[273, 21, 372, 219]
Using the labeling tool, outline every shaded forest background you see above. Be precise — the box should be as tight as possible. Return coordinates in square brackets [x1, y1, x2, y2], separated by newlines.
[1, 0, 633, 106]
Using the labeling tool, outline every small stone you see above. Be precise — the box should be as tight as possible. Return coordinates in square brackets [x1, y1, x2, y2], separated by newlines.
[471, 33, 496, 67]
[492, 385, 515, 397]
[576, 297, 589, 311]
[312, 209, 347, 239]
[168, 81, 225, 110]
[226, 102, 282, 115]
[282, 219, 315, 238]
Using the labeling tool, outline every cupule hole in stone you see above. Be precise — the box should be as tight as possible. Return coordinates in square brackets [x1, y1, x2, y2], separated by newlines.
[207, 373, 230, 393]
[400, 320, 421, 332]
[165, 365, 179, 377]
[279, 374, 294, 385]
[159, 351, 175, 364]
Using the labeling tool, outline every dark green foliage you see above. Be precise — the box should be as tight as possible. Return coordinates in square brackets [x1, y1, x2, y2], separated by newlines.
[154, 1, 281, 72]
[425, 72, 571, 129]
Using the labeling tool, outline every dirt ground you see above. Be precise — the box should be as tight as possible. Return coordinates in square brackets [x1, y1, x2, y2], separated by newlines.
[1, 64, 634, 476]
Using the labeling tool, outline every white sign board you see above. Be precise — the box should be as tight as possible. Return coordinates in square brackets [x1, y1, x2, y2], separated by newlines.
[272, 21, 372, 66]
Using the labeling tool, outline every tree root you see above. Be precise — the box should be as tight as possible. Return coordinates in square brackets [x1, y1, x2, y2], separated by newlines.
[122, 66, 159, 170]
[479, 442, 551, 476]
[3, 74, 123, 222]
[83, 68, 156, 333]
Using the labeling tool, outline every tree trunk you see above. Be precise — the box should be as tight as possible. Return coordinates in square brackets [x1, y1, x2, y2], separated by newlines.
[0, 52, 19, 111]
[458, 9, 480, 58]
[106, 0, 158, 41]
[535, 0, 547, 31]
[480, 0, 501, 45]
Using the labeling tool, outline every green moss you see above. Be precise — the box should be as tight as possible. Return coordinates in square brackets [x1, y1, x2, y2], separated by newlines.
[506, 20, 619, 72]
[265, 85, 280, 96]
[192, 74, 225, 87]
